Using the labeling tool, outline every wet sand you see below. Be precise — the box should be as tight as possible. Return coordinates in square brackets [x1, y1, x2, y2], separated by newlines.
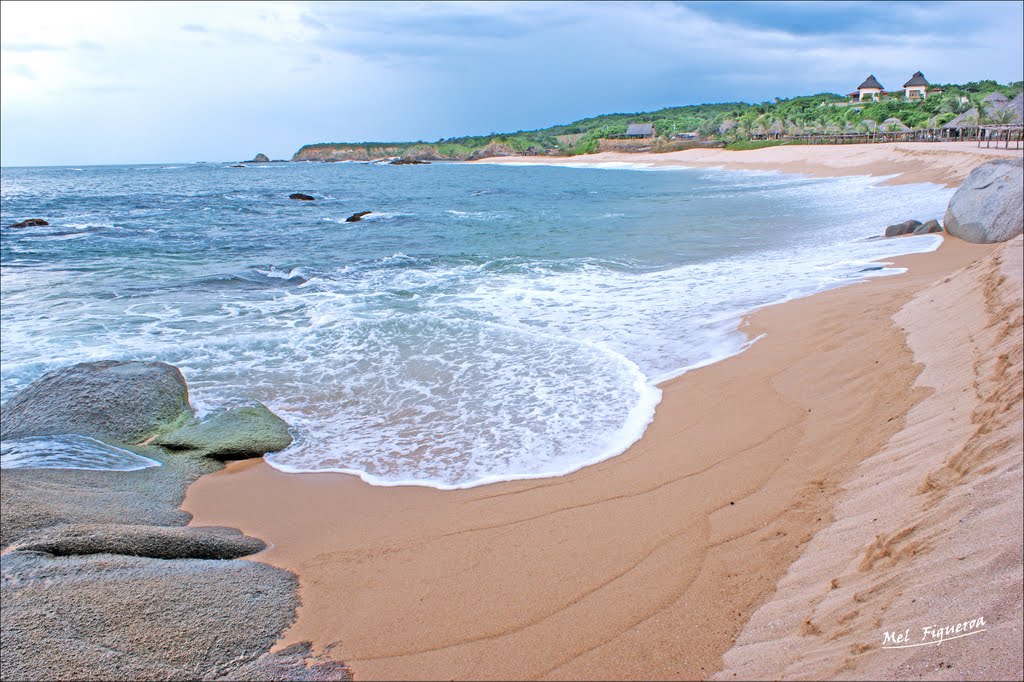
[184, 229, 1021, 679]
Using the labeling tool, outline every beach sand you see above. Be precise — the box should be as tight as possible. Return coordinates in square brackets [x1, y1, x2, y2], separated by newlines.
[183, 144, 1023, 680]
[475, 141, 1023, 188]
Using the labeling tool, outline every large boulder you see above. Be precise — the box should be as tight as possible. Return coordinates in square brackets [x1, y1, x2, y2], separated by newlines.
[944, 158, 1024, 243]
[249, 153, 271, 163]
[154, 402, 292, 459]
[1, 361, 192, 444]
[289, 193, 315, 201]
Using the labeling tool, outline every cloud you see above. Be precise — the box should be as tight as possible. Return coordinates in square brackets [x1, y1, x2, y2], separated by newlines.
[0, 0, 1020, 166]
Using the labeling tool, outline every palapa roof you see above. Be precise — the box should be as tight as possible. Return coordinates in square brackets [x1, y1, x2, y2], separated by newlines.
[942, 108, 980, 128]
[903, 71, 929, 87]
[625, 123, 655, 136]
[881, 117, 910, 131]
[858, 74, 884, 90]
[718, 120, 737, 134]
[1010, 93, 1024, 123]
[768, 120, 785, 134]
[982, 92, 1009, 105]
[861, 119, 878, 131]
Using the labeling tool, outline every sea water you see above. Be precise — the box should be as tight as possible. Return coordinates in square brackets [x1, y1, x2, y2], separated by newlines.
[0, 161, 951, 485]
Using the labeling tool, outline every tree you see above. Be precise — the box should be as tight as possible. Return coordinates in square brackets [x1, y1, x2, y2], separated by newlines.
[983, 107, 1018, 125]
[939, 94, 972, 115]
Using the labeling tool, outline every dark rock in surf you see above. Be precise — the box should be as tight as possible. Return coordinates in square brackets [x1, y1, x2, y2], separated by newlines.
[289, 193, 315, 201]
[248, 153, 271, 163]
[345, 211, 372, 223]
[390, 157, 430, 165]
[884, 219, 923, 237]
[8, 219, 48, 228]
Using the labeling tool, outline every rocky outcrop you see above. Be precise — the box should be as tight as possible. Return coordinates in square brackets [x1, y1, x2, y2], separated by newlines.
[10, 523, 265, 560]
[390, 157, 430, 165]
[154, 403, 292, 459]
[913, 219, 943, 235]
[0, 361, 192, 445]
[345, 211, 372, 223]
[8, 218, 48, 228]
[884, 219, 923, 237]
[249, 153, 271, 163]
[289, 193, 316, 201]
[944, 158, 1024, 243]
[467, 142, 520, 161]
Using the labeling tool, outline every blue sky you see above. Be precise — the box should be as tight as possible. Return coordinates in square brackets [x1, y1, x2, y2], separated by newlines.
[1, 1, 1022, 166]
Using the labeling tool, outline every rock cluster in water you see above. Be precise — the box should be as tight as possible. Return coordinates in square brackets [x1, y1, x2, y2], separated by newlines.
[884, 218, 943, 237]
[289, 192, 316, 201]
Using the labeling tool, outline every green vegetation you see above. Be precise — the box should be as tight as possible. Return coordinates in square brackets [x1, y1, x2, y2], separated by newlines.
[293, 79, 1023, 160]
[724, 140, 794, 151]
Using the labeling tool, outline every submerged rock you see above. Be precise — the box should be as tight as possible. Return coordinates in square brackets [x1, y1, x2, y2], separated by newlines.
[8, 218, 48, 228]
[154, 402, 292, 459]
[289, 193, 316, 201]
[345, 211, 372, 222]
[944, 157, 1024, 243]
[0, 361, 192, 445]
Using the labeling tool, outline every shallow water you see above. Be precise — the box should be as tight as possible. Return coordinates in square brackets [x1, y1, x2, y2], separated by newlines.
[1, 161, 950, 485]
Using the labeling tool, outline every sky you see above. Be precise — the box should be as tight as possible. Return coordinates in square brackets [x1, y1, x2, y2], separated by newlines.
[1, 0, 1022, 166]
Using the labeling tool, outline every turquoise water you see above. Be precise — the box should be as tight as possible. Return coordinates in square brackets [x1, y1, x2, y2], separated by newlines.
[0, 160, 951, 485]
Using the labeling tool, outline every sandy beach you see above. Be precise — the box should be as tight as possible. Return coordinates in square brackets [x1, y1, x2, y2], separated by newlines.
[475, 141, 1023, 188]
[183, 144, 1023, 680]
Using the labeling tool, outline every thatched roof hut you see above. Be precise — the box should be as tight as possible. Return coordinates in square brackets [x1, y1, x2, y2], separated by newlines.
[903, 71, 929, 87]
[982, 92, 1009, 106]
[1009, 93, 1024, 123]
[942, 108, 980, 128]
[625, 123, 655, 138]
[858, 74, 884, 90]
[768, 120, 785, 135]
[718, 120, 737, 134]
[881, 117, 910, 132]
[860, 119, 878, 132]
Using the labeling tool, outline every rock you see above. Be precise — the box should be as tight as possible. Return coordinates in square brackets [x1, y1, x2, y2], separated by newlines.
[154, 402, 292, 459]
[289, 193, 316, 201]
[249, 153, 271, 163]
[884, 219, 923, 237]
[11, 523, 265, 560]
[944, 158, 1024, 243]
[345, 211, 372, 223]
[230, 164, 247, 168]
[390, 157, 430, 165]
[913, 219, 943, 235]
[8, 218, 48, 228]
[0, 361, 192, 445]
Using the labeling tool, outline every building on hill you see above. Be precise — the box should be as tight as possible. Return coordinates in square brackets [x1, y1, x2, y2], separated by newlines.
[624, 123, 655, 138]
[903, 71, 941, 99]
[849, 75, 885, 102]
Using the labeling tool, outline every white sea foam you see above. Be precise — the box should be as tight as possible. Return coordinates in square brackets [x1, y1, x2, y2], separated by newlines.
[0, 435, 161, 471]
[0, 165, 955, 486]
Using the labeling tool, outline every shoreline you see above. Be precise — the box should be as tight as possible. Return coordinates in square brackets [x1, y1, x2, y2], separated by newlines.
[182, 147, 1022, 679]
[472, 141, 1023, 188]
[183, 235, 1012, 679]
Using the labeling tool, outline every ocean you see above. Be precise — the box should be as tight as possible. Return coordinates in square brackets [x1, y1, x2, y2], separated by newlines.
[0, 160, 952, 487]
